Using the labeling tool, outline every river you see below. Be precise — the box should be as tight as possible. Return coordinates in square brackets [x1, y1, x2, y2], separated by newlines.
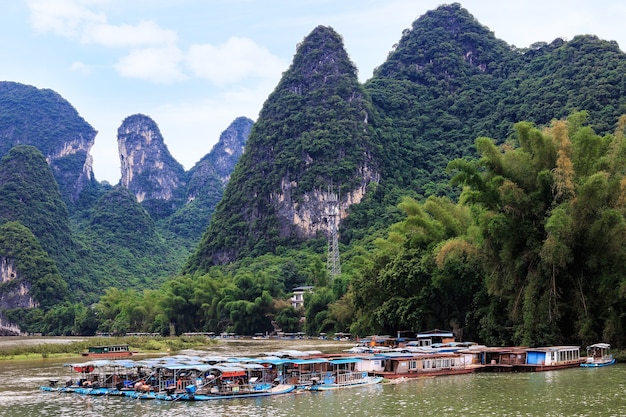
[1, 338, 625, 416]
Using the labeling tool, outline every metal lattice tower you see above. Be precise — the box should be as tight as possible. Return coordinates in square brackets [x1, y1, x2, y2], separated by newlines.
[326, 191, 341, 278]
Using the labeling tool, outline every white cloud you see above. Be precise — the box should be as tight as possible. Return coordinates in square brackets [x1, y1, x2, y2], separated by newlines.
[70, 61, 92, 74]
[27, 0, 106, 38]
[27, 0, 176, 48]
[187, 37, 287, 86]
[115, 46, 186, 83]
[82, 20, 178, 47]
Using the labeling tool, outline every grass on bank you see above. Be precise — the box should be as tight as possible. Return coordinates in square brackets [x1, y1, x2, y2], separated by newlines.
[0, 335, 217, 360]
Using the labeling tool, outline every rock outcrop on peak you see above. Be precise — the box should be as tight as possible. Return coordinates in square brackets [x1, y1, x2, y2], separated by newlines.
[118, 114, 187, 216]
[204, 116, 253, 185]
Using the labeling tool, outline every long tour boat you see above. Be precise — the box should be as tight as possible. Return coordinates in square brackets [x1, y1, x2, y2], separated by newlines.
[358, 351, 477, 379]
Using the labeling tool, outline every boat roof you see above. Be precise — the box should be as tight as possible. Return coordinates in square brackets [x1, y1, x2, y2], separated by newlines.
[329, 357, 362, 364]
[262, 350, 322, 357]
[525, 346, 580, 352]
[587, 343, 610, 349]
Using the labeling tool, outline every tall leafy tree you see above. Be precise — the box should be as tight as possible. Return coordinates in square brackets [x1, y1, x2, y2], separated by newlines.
[449, 114, 626, 346]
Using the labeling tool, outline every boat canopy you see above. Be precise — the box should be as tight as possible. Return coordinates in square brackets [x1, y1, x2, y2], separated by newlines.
[587, 343, 610, 349]
[329, 358, 362, 365]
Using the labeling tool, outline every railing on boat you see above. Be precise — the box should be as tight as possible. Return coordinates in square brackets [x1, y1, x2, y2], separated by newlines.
[334, 371, 367, 385]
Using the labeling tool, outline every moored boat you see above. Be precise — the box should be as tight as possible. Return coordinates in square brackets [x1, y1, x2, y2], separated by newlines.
[82, 344, 134, 358]
[516, 346, 583, 371]
[307, 357, 382, 390]
[581, 343, 615, 367]
[362, 351, 477, 379]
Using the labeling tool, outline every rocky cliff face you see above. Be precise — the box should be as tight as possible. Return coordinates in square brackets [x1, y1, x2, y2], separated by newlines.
[0, 82, 97, 203]
[272, 163, 379, 239]
[118, 114, 187, 204]
[0, 257, 37, 336]
[0, 257, 38, 310]
[205, 116, 253, 184]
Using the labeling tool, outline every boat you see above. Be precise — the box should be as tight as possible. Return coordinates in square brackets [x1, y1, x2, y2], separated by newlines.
[516, 346, 584, 371]
[361, 351, 477, 379]
[81, 344, 134, 358]
[40, 359, 151, 394]
[306, 357, 383, 390]
[581, 343, 616, 367]
[147, 360, 297, 401]
[470, 345, 584, 372]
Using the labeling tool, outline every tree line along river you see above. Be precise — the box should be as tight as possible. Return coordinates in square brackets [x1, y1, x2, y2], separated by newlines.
[1, 338, 625, 416]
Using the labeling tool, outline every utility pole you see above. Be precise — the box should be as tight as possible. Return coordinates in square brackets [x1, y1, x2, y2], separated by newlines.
[326, 189, 341, 279]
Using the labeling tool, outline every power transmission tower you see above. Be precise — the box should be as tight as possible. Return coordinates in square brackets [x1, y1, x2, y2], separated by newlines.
[326, 190, 341, 279]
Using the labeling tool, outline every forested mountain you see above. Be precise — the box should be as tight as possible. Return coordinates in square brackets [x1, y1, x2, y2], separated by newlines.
[185, 25, 380, 271]
[0, 82, 98, 205]
[190, 4, 626, 271]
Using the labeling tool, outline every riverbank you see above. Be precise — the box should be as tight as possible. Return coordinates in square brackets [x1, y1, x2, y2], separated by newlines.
[0, 335, 216, 360]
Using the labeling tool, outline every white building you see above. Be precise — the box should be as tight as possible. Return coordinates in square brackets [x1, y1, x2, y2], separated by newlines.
[290, 286, 314, 310]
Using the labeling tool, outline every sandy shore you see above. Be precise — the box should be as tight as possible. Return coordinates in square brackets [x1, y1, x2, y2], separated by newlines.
[0, 336, 86, 348]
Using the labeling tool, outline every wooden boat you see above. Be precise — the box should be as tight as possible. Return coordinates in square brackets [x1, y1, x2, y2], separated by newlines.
[81, 344, 134, 358]
[306, 357, 383, 390]
[361, 351, 477, 379]
[581, 343, 616, 367]
[477, 346, 528, 372]
[139, 358, 296, 401]
[41, 358, 153, 395]
[516, 346, 583, 371]
[249, 353, 382, 390]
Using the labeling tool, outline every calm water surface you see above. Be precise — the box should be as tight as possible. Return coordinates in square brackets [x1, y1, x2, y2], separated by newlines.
[1, 338, 625, 416]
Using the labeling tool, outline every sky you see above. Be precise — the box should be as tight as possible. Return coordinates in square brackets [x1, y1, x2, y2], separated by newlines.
[2, 0, 626, 184]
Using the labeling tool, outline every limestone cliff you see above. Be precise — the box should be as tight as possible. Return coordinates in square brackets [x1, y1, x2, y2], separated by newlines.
[118, 114, 187, 206]
[0, 257, 38, 310]
[204, 116, 253, 184]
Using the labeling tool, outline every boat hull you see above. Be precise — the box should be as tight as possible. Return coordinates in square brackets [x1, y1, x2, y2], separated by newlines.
[580, 358, 616, 367]
[154, 384, 296, 401]
[308, 376, 383, 391]
[374, 368, 475, 379]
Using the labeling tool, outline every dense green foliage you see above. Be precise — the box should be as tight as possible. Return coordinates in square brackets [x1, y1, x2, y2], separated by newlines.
[0, 146, 90, 294]
[350, 113, 626, 347]
[346, 4, 626, 241]
[79, 187, 182, 288]
[0, 221, 68, 308]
